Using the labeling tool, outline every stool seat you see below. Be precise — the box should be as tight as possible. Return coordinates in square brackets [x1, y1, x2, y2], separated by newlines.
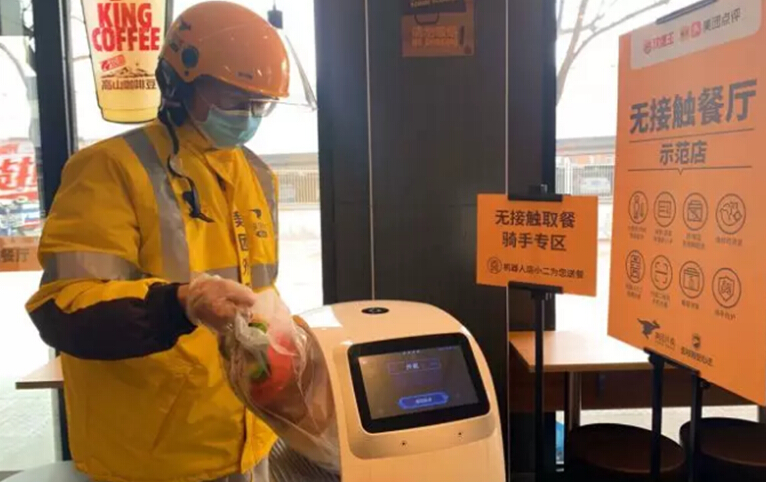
[5, 462, 88, 482]
[566, 423, 685, 482]
[679, 417, 766, 482]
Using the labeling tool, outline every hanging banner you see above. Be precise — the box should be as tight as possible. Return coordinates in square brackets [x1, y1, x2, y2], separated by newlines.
[81, 0, 166, 123]
[0, 140, 41, 237]
[609, 0, 766, 404]
[476, 194, 598, 296]
[0, 140, 37, 202]
[402, 0, 475, 57]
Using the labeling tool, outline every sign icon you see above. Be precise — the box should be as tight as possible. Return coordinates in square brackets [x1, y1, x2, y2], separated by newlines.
[487, 257, 503, 274]
[712, 268, 741, 309]
[638, 319, 660, 338]
[654, 192, 676, 227]
[683, 193, 708, 231]
[716, 194, 746, 235]
[679, 261, 704, 299]
[626, 250, 645, 283]
[651, 255, 673, 291]
[629, 191, 648, 224]
[692, 333, 701, 350]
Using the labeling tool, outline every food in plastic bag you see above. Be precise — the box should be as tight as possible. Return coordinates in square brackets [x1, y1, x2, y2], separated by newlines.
[214, 286, 340, 472]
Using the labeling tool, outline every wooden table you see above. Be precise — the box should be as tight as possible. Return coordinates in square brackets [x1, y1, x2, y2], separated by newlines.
[508, 330, 652, 433]
[16, 356, 63, 390]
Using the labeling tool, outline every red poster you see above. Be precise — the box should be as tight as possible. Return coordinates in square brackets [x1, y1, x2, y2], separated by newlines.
[0, 140, 38, 202]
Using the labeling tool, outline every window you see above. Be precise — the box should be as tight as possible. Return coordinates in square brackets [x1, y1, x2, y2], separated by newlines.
[0, 0, 57, 471]
[69, 0, 322, 312]
[554, 0, 756, 456]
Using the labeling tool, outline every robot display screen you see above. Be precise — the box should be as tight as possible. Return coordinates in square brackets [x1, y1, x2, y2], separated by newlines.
[348, 333, 490, 433]
[359, 346, 478, 418]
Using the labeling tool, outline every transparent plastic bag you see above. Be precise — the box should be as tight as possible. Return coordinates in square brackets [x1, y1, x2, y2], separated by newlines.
[215, 287, 340, 472]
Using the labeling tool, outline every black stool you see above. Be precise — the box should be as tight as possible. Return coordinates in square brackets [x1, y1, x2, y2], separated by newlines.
[679, 417, 766, 482]
[566, 423, 686, 482]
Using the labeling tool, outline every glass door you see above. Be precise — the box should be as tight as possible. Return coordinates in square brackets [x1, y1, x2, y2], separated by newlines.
[0, 0, 57, 472]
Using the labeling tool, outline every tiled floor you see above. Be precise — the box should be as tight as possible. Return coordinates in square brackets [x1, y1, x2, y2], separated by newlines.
[0, 269, 58, 472]
[0, 379, 56, 471]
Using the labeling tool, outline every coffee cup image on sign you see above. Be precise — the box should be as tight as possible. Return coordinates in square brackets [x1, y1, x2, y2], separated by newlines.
[82, 0, 165, 123]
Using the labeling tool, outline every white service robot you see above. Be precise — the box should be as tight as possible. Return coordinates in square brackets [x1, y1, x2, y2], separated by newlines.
[284, 300, 506, 482]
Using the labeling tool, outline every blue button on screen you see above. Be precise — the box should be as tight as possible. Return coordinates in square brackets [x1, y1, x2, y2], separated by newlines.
[398, 392, 450, 410]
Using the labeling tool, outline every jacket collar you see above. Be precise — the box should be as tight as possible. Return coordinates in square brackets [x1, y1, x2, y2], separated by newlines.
[176, 118, 215, 154]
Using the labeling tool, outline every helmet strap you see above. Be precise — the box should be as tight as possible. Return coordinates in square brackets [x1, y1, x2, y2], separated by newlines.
[158, 108, 181, 156]
[156, 59, 192, 133]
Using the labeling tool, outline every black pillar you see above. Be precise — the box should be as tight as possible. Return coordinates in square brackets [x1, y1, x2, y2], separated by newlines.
[32, 0, 77, 215]
[32, 0, 78, 460]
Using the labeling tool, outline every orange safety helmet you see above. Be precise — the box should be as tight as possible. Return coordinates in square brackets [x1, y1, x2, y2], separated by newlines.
[159, 1, 290, 100]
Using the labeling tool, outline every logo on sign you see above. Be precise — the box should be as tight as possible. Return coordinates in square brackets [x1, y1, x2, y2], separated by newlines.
[655, 331, 676, 351]
[679, 22, 703, 42]
[100, 54, 126, 72]
[682, 333, 713, 367]
[691, 21, 702, 38]
[487, 257, 503, 274]
[91, 1, 162, 53]
[638, 318, 660, 338]
[639, 319, 675, 350]
[644, 32, 675, 54]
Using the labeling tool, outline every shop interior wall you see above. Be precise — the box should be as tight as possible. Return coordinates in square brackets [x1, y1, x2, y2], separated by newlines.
[316, 0, 558, 475]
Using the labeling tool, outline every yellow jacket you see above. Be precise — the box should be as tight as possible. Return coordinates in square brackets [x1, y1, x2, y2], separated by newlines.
[26, 119, 278, 482]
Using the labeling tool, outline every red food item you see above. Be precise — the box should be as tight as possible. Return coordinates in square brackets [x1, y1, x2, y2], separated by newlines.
[248, 332, 296, 405]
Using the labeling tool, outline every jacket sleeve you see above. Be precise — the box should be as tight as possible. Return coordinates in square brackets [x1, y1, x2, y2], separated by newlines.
[26, 143, 196, 361]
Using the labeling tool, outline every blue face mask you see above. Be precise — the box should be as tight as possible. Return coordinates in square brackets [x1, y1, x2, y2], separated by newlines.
[196, 105, 262, 149]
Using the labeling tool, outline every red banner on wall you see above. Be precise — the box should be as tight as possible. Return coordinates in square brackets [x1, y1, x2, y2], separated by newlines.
[0, 140, 38, 202]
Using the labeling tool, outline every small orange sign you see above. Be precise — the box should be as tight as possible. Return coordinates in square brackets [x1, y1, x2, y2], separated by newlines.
[609, 0, 766, 404]
[476, 194, 598, 296]
[0, 236, 39, 272]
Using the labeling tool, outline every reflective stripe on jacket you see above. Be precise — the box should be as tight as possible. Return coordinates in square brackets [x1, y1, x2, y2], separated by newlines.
[26, 120, 279, 482]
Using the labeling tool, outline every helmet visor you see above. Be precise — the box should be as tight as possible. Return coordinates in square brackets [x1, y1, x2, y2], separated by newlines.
[193, 31, 315, 115]
[194, 77, 278, 117]
[274, 30, 317, 112]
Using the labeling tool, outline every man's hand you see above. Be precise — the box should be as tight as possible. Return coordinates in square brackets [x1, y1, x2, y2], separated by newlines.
[181, 276, 257, 333]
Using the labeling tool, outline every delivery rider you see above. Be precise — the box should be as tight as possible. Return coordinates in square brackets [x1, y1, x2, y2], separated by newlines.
[26, 2, 291, 481]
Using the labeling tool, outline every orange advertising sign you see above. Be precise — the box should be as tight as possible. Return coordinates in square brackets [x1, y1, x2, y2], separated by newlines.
[476, 194, 598, 296]
[82, 0, 166, 123]
[609, 0, 766, 404]
[0, 236, 39, 272]
[401, 0, 475, 57]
